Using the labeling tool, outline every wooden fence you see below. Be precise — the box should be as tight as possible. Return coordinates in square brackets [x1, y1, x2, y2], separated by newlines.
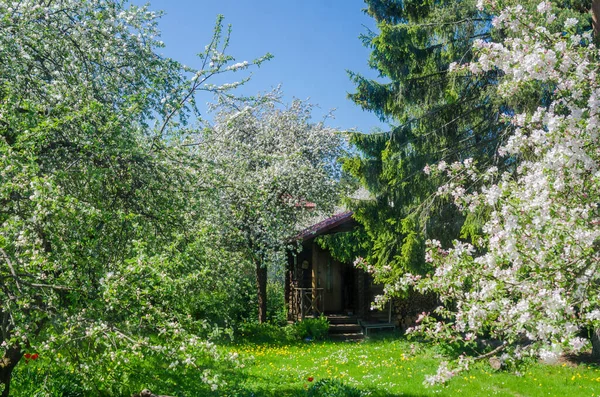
[289, 287, 324, 320]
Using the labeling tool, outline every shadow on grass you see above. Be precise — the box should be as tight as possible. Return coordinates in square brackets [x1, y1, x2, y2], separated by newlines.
[561, 351, 600, 367]
[9, 330, 450, 397]
[220, 378, 435, 397]
[150, 332, 439, 397]
[218, 359, 436, 397]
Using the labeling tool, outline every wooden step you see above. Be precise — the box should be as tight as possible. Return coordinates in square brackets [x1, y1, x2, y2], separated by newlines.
[329, 323, 362, 334]
[326, 314, 364, 341]
[326, 315, 358, 325]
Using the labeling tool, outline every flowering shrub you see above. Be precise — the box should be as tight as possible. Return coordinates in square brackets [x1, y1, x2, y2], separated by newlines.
[371, 0, 600, 384]
[0, 0, 271, 394]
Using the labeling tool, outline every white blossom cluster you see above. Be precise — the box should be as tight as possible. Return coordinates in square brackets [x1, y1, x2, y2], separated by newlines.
[0, 1, 271, 392]
[194, 91, 348, 276]
[395, 0, 599, 383]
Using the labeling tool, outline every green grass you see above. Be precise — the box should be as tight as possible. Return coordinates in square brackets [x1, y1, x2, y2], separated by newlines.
[10, 334, 600, 396]
[222, 334, 600, 397]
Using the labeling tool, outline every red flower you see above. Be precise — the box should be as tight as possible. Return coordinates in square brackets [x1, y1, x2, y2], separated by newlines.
[24, 353, 31, 360]
[307, 377, 314, 382]
[31, 353, 39, 360]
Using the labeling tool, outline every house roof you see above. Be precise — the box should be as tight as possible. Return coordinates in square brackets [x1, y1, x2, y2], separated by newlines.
[296, 211, 357, 241]
[294, 199, 316, 209]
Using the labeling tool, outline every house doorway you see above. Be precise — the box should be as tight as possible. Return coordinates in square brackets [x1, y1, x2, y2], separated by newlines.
[321, 259, 343, 313]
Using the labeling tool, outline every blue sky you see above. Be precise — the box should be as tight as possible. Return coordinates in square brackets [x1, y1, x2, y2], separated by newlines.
[138, 0, 388, 134]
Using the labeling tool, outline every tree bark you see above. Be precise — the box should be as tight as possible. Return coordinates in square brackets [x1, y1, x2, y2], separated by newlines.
[0, 346, 23, 397]
[593, 0, 600, 38]
[591, 328, 600, 360]
[256, 262, 268, 323]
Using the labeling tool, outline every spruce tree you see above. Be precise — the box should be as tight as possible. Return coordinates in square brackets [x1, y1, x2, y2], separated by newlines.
[343, 0, 594, 288]
[344, 0, 501, 284]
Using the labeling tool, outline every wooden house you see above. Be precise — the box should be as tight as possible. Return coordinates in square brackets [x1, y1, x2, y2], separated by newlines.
[285, 211, 389, 323]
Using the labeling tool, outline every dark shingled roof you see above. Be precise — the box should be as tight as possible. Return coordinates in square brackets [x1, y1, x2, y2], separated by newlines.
[296, 211, 356, 241]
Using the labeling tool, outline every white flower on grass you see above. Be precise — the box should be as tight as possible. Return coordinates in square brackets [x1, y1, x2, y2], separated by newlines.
[424, 361, 457, 385]
[539, 348, 560, 364]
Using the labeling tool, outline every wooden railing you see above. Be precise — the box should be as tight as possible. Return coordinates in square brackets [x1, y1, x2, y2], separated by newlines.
[290, 287, 324, 320]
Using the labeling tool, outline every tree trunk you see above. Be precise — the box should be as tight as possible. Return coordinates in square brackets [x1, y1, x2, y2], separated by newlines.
[591, 328, 600, 360]
[593, 0, 600, 38]
[0, 347, 23, 397]
[256, 262, 268, 323]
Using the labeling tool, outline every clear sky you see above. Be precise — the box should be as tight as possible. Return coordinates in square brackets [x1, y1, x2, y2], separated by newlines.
[137, 0, 388, 134]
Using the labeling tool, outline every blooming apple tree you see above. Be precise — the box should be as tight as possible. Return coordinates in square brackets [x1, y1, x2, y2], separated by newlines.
[194, 91, 348, 323]
[0, 1, 270, 395]
[374, 0, 600, 384]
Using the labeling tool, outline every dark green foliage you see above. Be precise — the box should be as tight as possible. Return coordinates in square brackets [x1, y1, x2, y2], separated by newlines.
[188, 273, 257, 329]
[232, 318, 330, 344]
[316, 229, 370, 265]
[343, 0, 593, 287]
[266, 280, 288, 326]
[234, 322, 297, 344]
[306, 378, 365, 397]
[344, 0, 506, 285]
[293, 316, 330, 340]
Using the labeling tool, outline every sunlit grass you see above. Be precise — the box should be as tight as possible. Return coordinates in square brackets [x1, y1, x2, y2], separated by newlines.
[11, 334, 600, 396]
[223, 335, 600, 396]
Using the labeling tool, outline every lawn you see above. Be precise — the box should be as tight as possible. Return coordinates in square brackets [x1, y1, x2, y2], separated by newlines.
[222, 335, 600, 397]
[11, 334, 600, 396]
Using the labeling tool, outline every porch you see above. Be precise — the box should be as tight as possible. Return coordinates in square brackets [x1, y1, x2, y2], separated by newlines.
[287, 286, 395, 340]
[289, 287, 325, 320]
[285, 211, 396, 333]
[286, 241, 365, 321]
[288, 286, 394, 323]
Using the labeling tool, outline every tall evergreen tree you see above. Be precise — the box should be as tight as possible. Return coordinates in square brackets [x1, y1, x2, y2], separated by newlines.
[343, 0, 594, 289]
[344, 0, 501, 285]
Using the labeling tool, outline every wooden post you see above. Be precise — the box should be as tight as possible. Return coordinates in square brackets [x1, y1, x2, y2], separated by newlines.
[319, 288, 324, 314]
[311, 241, 319, 316]
[285, 253, 293, 321]
[300, 289, 305, 320]
[356, 268, 365, 318]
